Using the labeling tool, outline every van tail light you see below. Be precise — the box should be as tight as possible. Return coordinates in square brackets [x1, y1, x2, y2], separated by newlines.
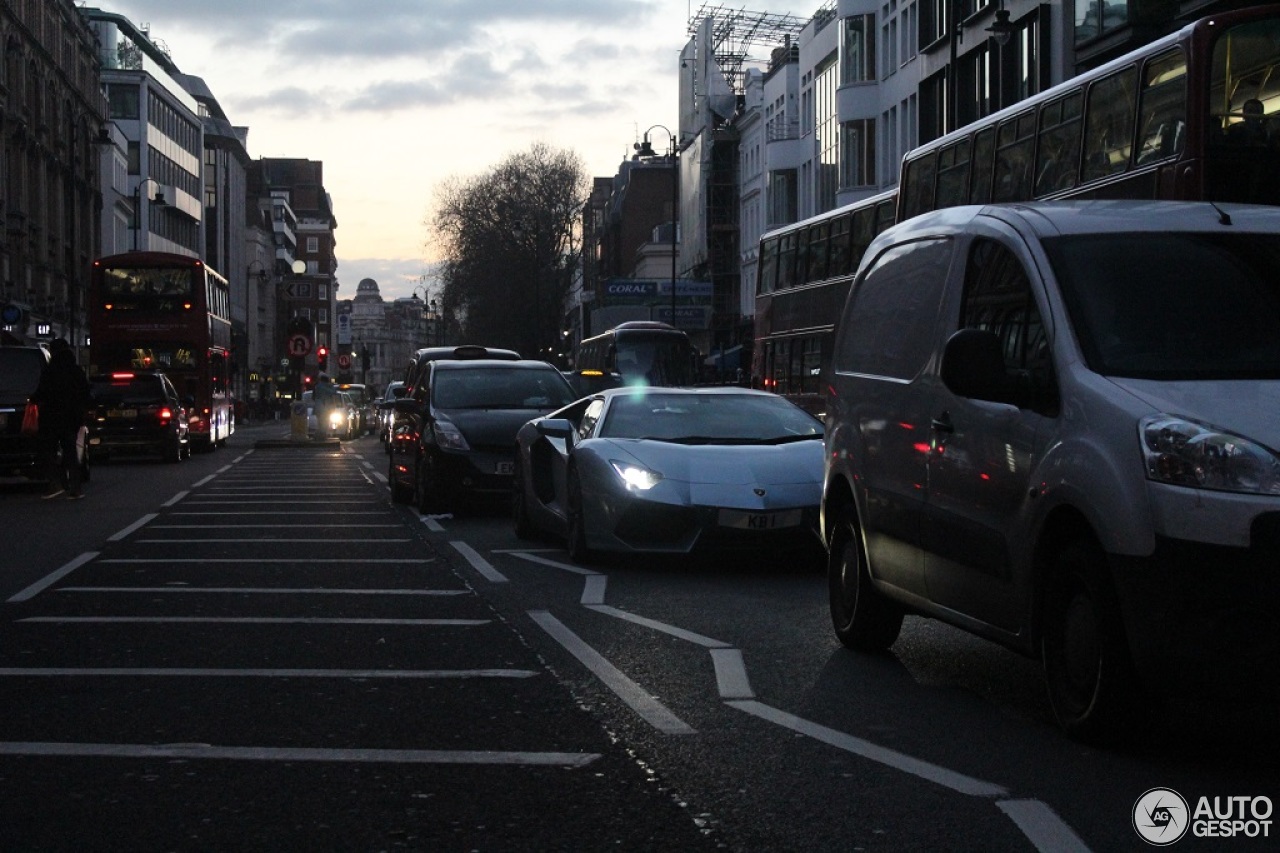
[157, 407, 173, 423]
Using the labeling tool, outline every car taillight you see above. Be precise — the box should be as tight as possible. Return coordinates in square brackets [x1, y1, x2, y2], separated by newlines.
[157, 407, 173, 422]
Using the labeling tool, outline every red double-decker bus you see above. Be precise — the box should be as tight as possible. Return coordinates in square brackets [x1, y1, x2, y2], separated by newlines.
[89, 251, 235, 451]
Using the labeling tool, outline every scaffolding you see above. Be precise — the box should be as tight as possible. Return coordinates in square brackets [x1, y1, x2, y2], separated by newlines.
[687, 2, 815, 93]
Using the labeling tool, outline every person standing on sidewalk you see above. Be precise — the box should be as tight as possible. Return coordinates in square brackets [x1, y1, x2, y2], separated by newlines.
[30, 339, 91, 499]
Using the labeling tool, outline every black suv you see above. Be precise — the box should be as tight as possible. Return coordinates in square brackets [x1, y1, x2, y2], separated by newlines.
[87, 370, 190, 463]
[0, 345, 52, 480]
[388, 359, 577, 513]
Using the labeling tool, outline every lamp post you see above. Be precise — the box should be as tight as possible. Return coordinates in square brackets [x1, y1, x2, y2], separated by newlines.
[131, 177, 166, 251]
[947, 2, 1015, 134]
[634, 125, 679, 330]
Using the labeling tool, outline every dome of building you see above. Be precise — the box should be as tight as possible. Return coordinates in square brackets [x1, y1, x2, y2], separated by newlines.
[354, 278, 382, 304]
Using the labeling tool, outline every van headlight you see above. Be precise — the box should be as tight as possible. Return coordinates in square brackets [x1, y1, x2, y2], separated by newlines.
[1141, 415, 1280, 495]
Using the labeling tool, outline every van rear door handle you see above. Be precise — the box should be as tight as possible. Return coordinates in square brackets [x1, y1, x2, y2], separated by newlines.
[931, 412, 954, 433]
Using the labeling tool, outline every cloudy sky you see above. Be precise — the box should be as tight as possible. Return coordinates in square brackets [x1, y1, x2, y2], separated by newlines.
[92, 0, 821, 302]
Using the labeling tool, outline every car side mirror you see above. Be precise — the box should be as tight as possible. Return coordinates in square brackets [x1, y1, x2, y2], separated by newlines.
[940, 328, 1026, 407]
[536, 418, 576, 447]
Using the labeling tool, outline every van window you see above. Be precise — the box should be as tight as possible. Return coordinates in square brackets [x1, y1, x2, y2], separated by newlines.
[960, 239, 1051, 375]
[833, 238, 952, 380]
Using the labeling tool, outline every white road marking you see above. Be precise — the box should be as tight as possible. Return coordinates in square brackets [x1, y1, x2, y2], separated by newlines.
[0, 742, 599, 767]
[508, 551, 598, 576]
[726, 700, 1007, 798]
[108, 514, 156, 541]
[581, 574, 608, 605]
[7, 552, 98, 602]
[148, 524, 403, 528]
[163, 491, 188, 507]
[584, 604, 730, 649]
[451, 541, 507, 582]
[710, 648, 754, 699]
[997, 800, 1093, 853]
[528, 610, 695, 736]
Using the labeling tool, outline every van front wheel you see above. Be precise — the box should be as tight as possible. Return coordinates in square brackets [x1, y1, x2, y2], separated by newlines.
[828, 505, 903, 651]
[1041, 538, 1140, 743]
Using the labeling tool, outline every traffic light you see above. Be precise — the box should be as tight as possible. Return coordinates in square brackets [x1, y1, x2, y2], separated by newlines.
[317, 346, 328, 371]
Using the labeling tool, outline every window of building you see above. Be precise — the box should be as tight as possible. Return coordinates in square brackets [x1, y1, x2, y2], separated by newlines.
[841, 119, 877, 188]
[307, 237, 319, 252]
[816, 55, 840, 212]
[107, 84, 139, 119]
[842, 14, 877, 84]
[1075, 0, 1129, 45]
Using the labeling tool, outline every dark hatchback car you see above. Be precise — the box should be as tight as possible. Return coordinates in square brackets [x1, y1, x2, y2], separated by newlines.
[388, 359, 577, 513]
[87, 370, 190, 463]
[0, 344, 52, 480]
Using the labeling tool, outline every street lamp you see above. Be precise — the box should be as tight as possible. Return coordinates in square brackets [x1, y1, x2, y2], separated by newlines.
[634, 125, 679, 330]
[427, 298, 444, 346]
[132, 177, 166, 251]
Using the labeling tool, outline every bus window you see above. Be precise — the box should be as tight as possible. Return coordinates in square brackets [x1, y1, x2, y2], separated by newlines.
[993, 111, 1036, 202]
[901, 152, 937, 219]
[1035, 91, 1083, 196]
[1209, 17, 1280, 140]
[1135, 49, 1187, 165]
[759, 236, 778, 294]
[969, 127, 996, 203]
[795, 227, 812, 285]
[936, 138, 971, 208]
[828, 213, 854, 277]
[1082, 68, 1138, 182]
[807, 222, 830, 282]
[777, 233, 797, 289]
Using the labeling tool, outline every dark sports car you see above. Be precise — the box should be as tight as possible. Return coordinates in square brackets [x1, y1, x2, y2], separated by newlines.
[513, 386, 825, 564]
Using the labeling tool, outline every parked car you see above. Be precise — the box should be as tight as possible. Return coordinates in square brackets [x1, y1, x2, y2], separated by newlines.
[388, 359, 577, 513]
[514, 387, 825, 565]
[0, 345, 52, 481]
[377, 380, 404, 447]
[0, 344, 90, 486]
[821, 200, 1280, 743]
[86, 370, 190, 463]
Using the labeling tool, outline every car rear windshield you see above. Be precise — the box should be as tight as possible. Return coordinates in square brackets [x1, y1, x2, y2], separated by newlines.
[1046, 232, 1280, 380]
[432, 367, 576, 410]
[91, 378, 166, 405]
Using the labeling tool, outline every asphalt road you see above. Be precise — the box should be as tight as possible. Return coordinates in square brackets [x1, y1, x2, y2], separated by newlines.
[1, 421, 1276, 851]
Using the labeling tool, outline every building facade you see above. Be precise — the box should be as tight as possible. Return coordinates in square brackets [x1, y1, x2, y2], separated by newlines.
[1, 0, 104, 352]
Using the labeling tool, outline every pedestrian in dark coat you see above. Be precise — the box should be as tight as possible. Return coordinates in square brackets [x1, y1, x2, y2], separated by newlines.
[30, 339, 90, 499]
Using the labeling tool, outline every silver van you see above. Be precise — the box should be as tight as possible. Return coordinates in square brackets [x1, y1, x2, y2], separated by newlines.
[822, 201, 1280, 742]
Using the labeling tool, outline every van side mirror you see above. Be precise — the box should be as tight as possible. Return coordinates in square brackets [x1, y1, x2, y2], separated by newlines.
[940, 328, 1024, 407]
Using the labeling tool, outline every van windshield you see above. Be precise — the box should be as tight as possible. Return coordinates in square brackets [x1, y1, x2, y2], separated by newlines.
[1046, 232, 1280, 379]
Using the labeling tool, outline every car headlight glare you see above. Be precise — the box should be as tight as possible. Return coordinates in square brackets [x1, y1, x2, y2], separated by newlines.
[610, 460, 663, 490]
[1141, 415, 1280, 495]
[433, 420, 470, 451]
[328, 411, 344, 428]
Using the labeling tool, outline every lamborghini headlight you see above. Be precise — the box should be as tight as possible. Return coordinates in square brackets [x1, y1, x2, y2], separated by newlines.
[610, 460, 663, 490]
[1141, 414, 1280, 495]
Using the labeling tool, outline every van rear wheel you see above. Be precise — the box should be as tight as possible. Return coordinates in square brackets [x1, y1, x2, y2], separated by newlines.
[828, 505, 903, 650]
[1041, 538, 1141, 743]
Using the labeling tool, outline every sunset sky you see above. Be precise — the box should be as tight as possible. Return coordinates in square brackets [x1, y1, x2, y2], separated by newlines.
[92, 1, 821, 302]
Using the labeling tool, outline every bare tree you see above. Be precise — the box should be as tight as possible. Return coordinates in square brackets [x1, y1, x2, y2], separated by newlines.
[430, 143, 587, 358]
